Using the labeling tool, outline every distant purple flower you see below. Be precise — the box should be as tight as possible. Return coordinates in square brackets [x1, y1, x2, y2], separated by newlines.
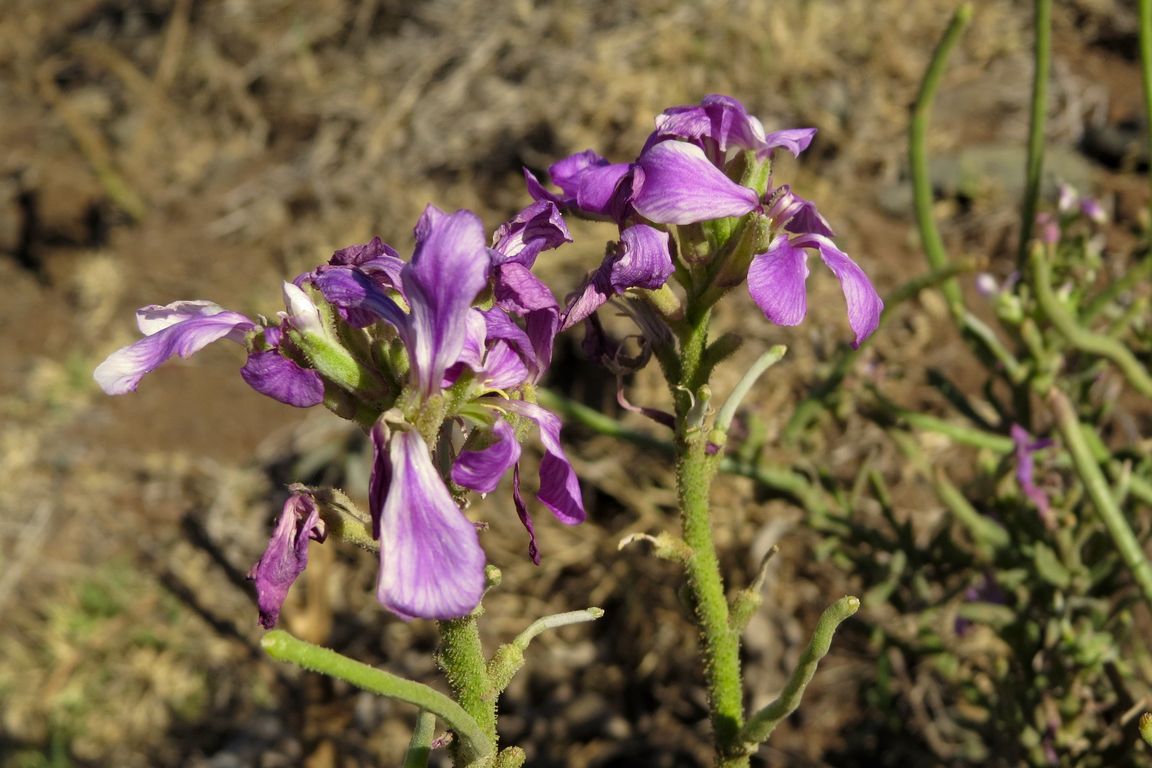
[248, 491, 327, 629]
[1011, 424, 1055, 526]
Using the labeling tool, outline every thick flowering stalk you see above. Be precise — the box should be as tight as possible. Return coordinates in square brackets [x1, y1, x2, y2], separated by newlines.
[528, 94, 876, 766]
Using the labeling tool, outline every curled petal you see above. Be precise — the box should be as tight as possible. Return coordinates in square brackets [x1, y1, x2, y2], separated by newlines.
[632, 141, 759, 225]
[511, 465, 540, 565]
[490, 200, 572, 268]
[801, 234, 884, 348]
[240, 350, 325, 407]
[747, 237, 809, 327]
[376, 431, 486, 621]
[404, 206, 489, 395]
[308, 266, 407, 330]
[330, 236, 404, 271]
[761, 128, 817, 158]
[493, 262, 558, 316]
[248, 492, 326, 629]
[135, 300, 243, 336]
[94, 307, 255, 395]
[607, 224, 673, 292]
[452, 418, 522, 494]
[502, 400, 585, 525]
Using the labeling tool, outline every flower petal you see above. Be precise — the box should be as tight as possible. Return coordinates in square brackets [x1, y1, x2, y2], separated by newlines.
[240, 350, 325, 407]
[452, 418, 522, 494]
[404, 206, 490, 395]
[94, 308, 255, 395]
[747, 236, 809, 327]
[492, 262, 558, 316]
[308, 266, 407, 330]
[376, 431, 486, 621]
[801, 234, 884, 348]
[135, 300, 244, 336]
[761, 128, 817, 158]
[511, 464, 540, 565]
[502, 400, 584, 525]
[490, 200, 572, 268]
[248, 492, 326, 629]
[606, 224, 673, 292]
[632, 141, 759, 225]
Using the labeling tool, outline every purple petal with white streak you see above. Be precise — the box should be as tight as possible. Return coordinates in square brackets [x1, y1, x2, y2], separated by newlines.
[632, 141, 759, 225]
[452, 418, 521, 494]
[376, 431, 486, 621]
[309, 266, 407, 330]
[94, 307, 255, 395]
[403, 206, 489, 395]
[240, 350, 325, 407]
[747, 236, 809, 327]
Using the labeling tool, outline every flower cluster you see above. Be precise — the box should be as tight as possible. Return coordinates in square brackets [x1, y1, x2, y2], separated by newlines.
[95, 202, 585, 624]
[527, 94, 882, 347]
[95, 93, 883, 630]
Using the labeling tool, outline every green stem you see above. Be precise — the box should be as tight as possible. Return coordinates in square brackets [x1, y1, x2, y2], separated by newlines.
[740, 596, 860, 745]
[1048, 388, 1152, 609]
[437, 616, 498, 765]
[675, 307, 748, 767]
[261, 630, 493, 759]
[1029, 245, 1152, 397]
[1018, 0, 1052, 261]
[714, 345, 787, 435]
[910, 3, 973, 321]
[402, 710, 436, 768]
[1140, 0, 1152, 226]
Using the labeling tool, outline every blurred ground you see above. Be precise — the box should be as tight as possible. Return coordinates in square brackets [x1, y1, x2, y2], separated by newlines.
[1, 1, 1149, 766]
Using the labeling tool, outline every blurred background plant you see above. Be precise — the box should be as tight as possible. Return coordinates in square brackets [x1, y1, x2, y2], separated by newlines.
[3, 0, 1152, 766]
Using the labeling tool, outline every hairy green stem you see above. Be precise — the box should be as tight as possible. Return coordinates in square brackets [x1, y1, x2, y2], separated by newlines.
[437, 616, 497, 765]
[1018, 0, 1052, 260]
[1048, 389, 1152, 609]
[740, 596, 860, 745]
[675, 307, 748, 767]
[261, 630, 493, 759]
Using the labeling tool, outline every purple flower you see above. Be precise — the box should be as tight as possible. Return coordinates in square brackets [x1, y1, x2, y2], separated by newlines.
[94, 299, 325, 407]
[524, 151, 633, 224]
[248, 491, 327, 629]
[562, 224, 674, 330]
[646, 94, 817, 162]
[1011, 424, 1055, 526]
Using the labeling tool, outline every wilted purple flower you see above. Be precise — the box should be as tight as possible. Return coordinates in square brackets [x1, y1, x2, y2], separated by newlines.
[248, 491, 327, 629]
[1011, 424, 1055, 526]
